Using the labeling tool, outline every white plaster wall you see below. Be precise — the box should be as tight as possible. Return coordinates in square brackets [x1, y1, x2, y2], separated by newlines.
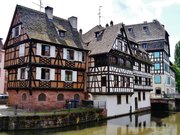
[0, 51, 5, 94]
[93, 95, 131, 117]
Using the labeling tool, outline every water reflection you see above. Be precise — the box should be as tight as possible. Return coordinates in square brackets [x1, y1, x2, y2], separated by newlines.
[1, 111, 180, 135]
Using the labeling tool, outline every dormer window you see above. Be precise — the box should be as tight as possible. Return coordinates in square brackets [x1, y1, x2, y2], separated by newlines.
[59, 30, 66, 37]
[95, 30, 104, 40]
[143, 26, 150, 35]
[128, 28, 133, 33]
[95, 31, 100, 38]
[42, 45, 50, 56]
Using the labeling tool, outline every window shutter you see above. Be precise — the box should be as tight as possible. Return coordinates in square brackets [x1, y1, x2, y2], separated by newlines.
[50, 68, 55, 80]
[25, 68, 28, 79]
[19, 44, 25, 57]
[36, 67, 41, 80]
[17, 68, 20, 80]
[12, 28, 15, 38]
[78, 51, 82, 61]
[36, 43, 41, 55]
[74, 51, 78, 61]
[50, 46, 56, 57]
[18, 25, 21, 36]
[73, 71, 77, 82]
[61, 70, 65, 81]
[63, 48, 67, 59]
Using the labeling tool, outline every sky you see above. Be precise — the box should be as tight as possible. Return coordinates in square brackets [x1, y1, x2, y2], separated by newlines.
[0, 0, 180, 62]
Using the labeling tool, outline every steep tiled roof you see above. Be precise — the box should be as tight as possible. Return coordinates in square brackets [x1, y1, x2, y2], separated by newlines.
[82, 24, 123, 55]
[125, 20, 166, 43]
[15, 5, 86, 50]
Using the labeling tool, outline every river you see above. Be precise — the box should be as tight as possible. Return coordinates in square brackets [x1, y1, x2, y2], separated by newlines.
[0, 111, 179, 135]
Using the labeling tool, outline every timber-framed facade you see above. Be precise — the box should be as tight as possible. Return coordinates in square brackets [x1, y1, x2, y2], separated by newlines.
[4, 5, 87, 110]
[83, 23, 152, 116]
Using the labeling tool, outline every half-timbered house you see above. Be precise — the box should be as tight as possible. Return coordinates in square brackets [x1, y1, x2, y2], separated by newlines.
[83, 22, 152, 116]
[125, 20, 176, 98]
[4, 5, 87, 110]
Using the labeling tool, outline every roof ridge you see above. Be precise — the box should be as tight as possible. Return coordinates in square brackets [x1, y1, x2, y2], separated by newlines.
[16, 4, 68, 21]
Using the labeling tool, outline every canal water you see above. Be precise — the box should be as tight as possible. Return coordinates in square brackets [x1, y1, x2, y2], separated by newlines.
[0, 111, 179, 135]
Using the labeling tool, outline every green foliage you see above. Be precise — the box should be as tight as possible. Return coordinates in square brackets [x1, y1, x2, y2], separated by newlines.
[172, 64, 180, 93]
[174, 41, 180, 68]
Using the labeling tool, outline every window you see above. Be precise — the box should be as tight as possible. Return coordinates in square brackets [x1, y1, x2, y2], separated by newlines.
[41, 68, 50, 80]
[166, 76, 170, 84]
[74, 94, 80, 100]
[13, 25, 21, 37]
[164, 63, 169, 73]
[138, 63, 141, 71]
[42, 45, 50, 56]
[156, 89, 161, 95]
[101, 76, 106, 86]
[142, 43, 147, 49]
[154, 63, 160, 70]
[125, 77, 130, 87]
[138, 92, 141, 101]
[117, 95, 121, 104]
[20, 68, 26, 79]
[65, 71, 72, 81]
[114, 75, 119, 87]
[22, 93, 27, 101]
[57, 94, 64, 101]
[143, 92, 145, 100]
[154, 52, 160, 58]
[67, 49, 74, 60]
[139, 77, 142, 85]
[38, 93, 46, 101]
[120, 76, 125, 87]
[59, 30, 66, 37]
[135, 76, 138, 84]
[126, 95, 129, 104]
[126, 60, 131, 69]
[154, 75, 161, 84]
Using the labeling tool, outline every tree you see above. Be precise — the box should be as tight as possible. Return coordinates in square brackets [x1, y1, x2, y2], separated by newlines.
[172, 64, 180, 93]
[174, 41, 180, 68]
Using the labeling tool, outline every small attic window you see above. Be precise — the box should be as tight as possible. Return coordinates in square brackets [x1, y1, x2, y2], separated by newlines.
[128, 28, 133, 33]
[58, 30, 66, 37]
[143, 26, 150, 35]
[95, 31, 100, 38]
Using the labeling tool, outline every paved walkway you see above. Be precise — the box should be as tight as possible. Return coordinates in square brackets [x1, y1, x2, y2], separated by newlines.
[0, 105, 27, 116]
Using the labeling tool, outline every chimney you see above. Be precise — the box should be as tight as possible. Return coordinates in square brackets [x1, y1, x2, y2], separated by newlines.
[79, 29, 82, 35]
[110, 20, 113, 26]
[105, 23, 109, 28]
[68, 16, 77, 30]
[45, 6, 53, 20]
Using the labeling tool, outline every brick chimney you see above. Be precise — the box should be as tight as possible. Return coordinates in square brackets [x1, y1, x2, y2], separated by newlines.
[68, 16, 77, 30]
[45, 6, 53, 20]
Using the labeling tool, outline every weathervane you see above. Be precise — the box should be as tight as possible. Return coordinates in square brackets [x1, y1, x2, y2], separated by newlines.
[32, 0, 44, 11]
[98, 6, 102, 25]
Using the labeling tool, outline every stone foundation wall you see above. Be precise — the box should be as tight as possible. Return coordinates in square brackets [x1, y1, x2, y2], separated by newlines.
[0, 109, 104, 131]
[8, 90, 85, 110]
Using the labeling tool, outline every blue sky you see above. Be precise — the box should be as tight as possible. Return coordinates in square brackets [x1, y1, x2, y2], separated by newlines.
[0, 0, 179, 61]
